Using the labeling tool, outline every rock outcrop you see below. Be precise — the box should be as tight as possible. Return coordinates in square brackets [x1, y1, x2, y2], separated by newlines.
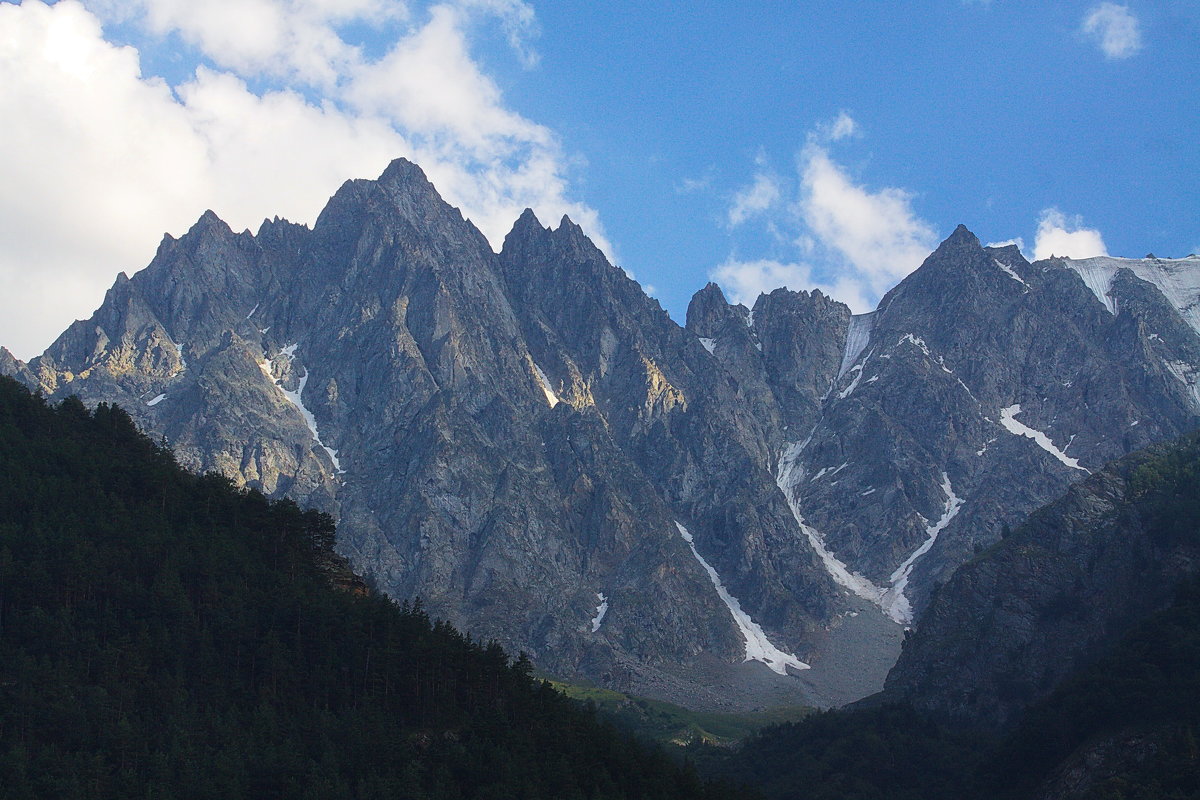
[884, 432, 1200, 728]
[16, 158, 1200, 709]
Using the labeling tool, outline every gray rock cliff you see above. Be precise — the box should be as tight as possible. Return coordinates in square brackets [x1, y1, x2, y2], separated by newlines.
[17, 159, 1200, 709]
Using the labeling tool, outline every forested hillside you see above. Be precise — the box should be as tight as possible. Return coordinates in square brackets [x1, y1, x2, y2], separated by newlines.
[701, 430, 1200, 800]
[0, 377, 742, 800]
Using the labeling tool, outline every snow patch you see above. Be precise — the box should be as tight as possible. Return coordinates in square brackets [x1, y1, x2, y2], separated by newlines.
[590, 593, 608, 632]
[261, 345, 345, 475]
[882, 473, 963, 626]
[168, 338, 187, 373]
[145, 393, 166, 407]
[899, 333, 932, 359]
[245, 303, 259, 319]
[532, 362, 559, 408]
[838, 313, 874, 378]
[1062, 255, 1200, 332]
[676, 521, 808, 674]
[898, 334, 953, 376]
[995, 259, 1029, 288]
[1164, 360, 1200, 409]
[999, 404, 1088, 472]
[837, 363, 865, 399]
[698, 337, 717, 355]
[896, 333, 982, 406]
[776, 443, 889, 607]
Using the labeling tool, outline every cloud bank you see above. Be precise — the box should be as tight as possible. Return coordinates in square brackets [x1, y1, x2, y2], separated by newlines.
[0, 0, 604, 359]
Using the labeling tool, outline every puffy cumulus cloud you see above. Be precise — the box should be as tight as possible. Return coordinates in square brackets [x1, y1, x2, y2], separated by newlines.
[727, 172, 781, 227]
[1081, 3, 1143, 60]
[711, 259, 812, 308]
[87, 0, 406, 87]
[0, 0, 604, 359]
[798, 143, 938, 295]
[1033, 209, 1108, 260]
[710, 114, 938, 314]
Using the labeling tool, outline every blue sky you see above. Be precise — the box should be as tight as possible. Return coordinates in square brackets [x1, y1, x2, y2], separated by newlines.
[0, 0, 1196, 358]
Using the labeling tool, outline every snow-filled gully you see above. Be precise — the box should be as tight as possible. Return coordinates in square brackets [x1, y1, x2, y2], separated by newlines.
[776, 443, 889, 607]
[532, 362, 559, 407]
[999, 404, 1088, 473]
[776, 443, 964, 626]
[881, 473, 962, 626]
[590, 593, 608, 632]
[260, 345, 345, 475]
[675, 522, 808, 674]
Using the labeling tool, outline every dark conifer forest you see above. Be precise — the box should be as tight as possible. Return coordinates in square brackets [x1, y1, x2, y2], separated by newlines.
[3, 368, 1199, 800]
[701, 574, 1200, 800]
[0, 377, 743, 799]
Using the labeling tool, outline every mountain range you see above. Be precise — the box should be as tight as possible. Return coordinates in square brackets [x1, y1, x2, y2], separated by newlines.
[5, 158, 1199, 710]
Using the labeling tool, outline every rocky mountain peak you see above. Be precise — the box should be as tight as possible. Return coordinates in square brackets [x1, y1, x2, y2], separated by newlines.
[0, 346, 34, 385]
[502, 207, 547, 251]
[376, 157, 440, 196]
[943, 222, 978, 248]
[753, 286, 847, 323]
[685, 282, 741, 337]
[183, 209, 242, 247]
[984, 242, 1027, 266]
[22, 156, 1200, 714]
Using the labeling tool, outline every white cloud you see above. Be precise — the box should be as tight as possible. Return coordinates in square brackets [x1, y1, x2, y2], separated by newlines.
[712, 259, 813, 308]
[1032, 209, 1108, 260]
[711, 115, 938, 314]
[797, 141, 939, 295]
[728, 172, 781, 226]
[711, 258, 873, 313]
[90, 0, 409, 88]
[676, 175, 712, 194]
[986, 237, 1026, 252]
[1081, 3, 1143, 60]
[0, 0, 604, 359]
[820, 111, 859, 143]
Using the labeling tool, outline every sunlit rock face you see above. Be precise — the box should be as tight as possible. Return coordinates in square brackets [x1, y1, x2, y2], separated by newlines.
[16, 159, 1200, 711]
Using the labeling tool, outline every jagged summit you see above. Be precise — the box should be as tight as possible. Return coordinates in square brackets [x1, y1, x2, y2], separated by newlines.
[191, 208, 230, 233]
[17, 155, 1200, 712]
[503, 207, 545, 247]
[377, 156, 431, 186]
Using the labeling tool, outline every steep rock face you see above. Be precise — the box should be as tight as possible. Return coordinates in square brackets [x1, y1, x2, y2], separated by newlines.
[883, 433, 1200, 728]
[498, 214, 837, 653]
[26, 160, 825, 709]
[696, 226, 1200, 626]
[0, 347, 35, 385]
[19, 158, 1200, 709]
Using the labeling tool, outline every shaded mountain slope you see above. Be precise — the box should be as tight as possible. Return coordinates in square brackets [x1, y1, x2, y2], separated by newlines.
[0, 376, 744, 800]
[5, 157, 1200, 708]
[885, 429, 1200, 729]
